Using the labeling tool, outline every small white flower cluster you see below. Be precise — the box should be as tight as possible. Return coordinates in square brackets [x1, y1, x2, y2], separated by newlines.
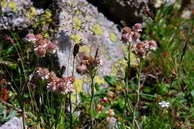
[159, 101, 170, 108]
[24, 34, 57, 57]
[36, 67, 74, 95]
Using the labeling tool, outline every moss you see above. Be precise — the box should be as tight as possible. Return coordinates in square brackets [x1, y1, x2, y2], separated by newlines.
[121, 45, 139, 66]
[1, 0, 7, 9]
[79, 45, 90, 55]
[73, 79, 83, 93]
[94, 76, 106, 85]
[44, 9, 52, 22]
[70, 34, 82, 44]
[43, 33, 49, 38]
[109, 32, 117, 42]
[75, 10, 82, 15]
[91, 24, 104, 35]
[111, 59, 127, 76]
[73, 17, 82, 30]
[71, 79, 84, 108]
[130, 53, 139, 67]
[44, 10, 52, 18]
[9, 1, 17, 12]
[26, 7, 37, 20]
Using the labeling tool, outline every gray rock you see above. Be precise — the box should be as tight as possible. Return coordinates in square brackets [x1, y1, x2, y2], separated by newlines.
[0, 0, 43, 30]
[0, 117, 23, 129]
[55, 0, 127, 80]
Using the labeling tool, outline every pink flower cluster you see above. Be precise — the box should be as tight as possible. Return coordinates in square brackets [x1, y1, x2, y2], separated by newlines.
[36, 67, 74, 95]
[76, 54, 102, 75]
[121, 23, 157, 58]
[121, 23, 142, 43]
[25, 34, 57, 57]
[132, 40, 157, 58]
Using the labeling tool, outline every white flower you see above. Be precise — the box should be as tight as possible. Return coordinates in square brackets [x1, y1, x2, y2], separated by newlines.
[159, 101, 170, 108]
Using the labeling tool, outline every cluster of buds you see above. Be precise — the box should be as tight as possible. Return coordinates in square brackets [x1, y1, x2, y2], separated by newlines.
[100, 97, 109, 103]
[76, 54, 102, 75]
[107, 109, 115, 117]
[96, 104, 105, 113]
[121, 23, 142, 43]
[96, 91, 115, 114]
[121, 23, 157, 58]
[24, 33, 57, 57]
[36, 67, 74, 95]
[132, 40, 157, 58]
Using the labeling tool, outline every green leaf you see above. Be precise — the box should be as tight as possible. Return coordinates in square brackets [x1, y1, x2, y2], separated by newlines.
[191, 90, 194, 97]
[104, 76, 118, 86]
[157, 83, 169, 95]
[0, 59, 18, 70]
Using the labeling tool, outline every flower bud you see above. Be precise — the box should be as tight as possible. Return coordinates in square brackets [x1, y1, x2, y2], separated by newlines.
[76, 64, 87, 74]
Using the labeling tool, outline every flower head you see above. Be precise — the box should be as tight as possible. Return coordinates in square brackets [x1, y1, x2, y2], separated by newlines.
[36, 67, 50, 80]
[76, 52, 101, 75]
[121, 27, 133, 43]
[47, 42, 57, 54]
[34, 46, 47, 57]
[96, 104, 104, 113]
[133, 23, 142, 32]
[36, 67, 74, 95]
[107, 109, 115, 117]
[159, 101, 170, 108]
[24, 33, 37, 43]
[132, 40, 157, 58]
[121, 24, 142, 43]
[100, 97, 109, 103]
[24, 34, 57, 57]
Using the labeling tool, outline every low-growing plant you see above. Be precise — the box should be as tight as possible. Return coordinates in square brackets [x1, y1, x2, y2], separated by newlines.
[0, 2, 194, 129]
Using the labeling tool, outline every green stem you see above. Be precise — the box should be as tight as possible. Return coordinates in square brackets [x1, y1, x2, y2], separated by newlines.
[124, 42, 131, 118]
[69, 93, 73, 129]
[90, 71, 95, 128]
[133, 58, 142, 129]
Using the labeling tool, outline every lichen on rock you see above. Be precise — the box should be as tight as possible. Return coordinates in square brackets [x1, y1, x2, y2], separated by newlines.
[55, 0, 125, 79]
[0, 0, 44, 30]
[91, 24, 104, 35]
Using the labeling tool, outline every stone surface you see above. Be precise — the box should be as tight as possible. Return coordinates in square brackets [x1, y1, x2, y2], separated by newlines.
[0, 117, 23, 129]
[55, 0, 127, 78]
[0, 0, 43, 30]
[54, 0, 137, 95]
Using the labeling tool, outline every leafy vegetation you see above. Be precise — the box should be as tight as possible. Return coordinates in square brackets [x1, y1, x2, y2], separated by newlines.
[0, 3, 194, 129]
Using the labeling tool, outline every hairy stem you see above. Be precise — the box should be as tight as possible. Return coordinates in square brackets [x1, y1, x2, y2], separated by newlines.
[124, 42, 131, 118]
[133, 58, 142, 129]
[90, 70, 96, 128]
